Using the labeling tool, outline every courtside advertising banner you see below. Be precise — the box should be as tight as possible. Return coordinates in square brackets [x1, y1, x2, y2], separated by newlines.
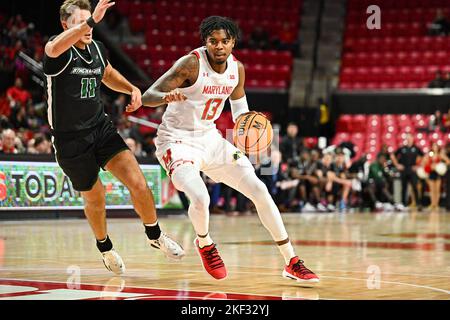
[0, 161, 181, 210]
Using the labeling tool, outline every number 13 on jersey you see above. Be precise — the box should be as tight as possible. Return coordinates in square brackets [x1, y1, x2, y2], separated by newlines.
[201, 98, 223, 120]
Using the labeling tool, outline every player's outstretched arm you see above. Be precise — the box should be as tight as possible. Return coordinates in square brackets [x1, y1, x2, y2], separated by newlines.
[141, 54, 199, 108]
[102, 63, 141, 113]
[45, 0, 114, 58]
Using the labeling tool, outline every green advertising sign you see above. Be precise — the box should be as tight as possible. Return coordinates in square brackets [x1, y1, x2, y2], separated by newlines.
[0, 161, 167, 210]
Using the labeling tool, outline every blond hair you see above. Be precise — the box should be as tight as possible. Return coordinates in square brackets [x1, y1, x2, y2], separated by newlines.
[60, 0, 91, 21]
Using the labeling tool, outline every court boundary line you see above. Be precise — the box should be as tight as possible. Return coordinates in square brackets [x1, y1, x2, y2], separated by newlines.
[1, 264, 449, 297]
[0, 277, 312, 300]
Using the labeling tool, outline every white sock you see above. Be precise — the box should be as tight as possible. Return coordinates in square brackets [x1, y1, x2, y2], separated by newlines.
[198, 234, 213, 248]
[278, 242, 296, 265]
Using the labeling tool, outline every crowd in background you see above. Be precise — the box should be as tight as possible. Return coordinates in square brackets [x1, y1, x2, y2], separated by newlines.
[2, 12, 450, 214]
[202, 120, 450, 215]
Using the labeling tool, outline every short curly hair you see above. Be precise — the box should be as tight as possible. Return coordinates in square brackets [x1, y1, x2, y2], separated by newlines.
[199, 16, 241, 44]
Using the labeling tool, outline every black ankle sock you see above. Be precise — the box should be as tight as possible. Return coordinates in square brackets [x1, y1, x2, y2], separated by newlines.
[96, 235, 113, 253]
[145, 223, 161, 240]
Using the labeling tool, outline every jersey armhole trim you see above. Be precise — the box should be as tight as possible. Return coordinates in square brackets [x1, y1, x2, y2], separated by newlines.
[92, 40, 106, 68]
[44, 50, 73, 77]
[192, 51, 200, 60]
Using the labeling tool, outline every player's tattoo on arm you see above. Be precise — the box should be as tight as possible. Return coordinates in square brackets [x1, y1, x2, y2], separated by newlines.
[142, 55, 199, 107]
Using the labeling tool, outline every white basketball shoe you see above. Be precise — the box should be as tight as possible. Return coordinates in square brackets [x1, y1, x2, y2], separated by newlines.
[102, 249, 126, 275]
[149, 232, 185, 260]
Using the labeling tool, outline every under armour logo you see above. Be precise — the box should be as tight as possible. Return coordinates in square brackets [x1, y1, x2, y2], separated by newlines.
[203, 72, 209, 77]
[229, 74, 235, 79]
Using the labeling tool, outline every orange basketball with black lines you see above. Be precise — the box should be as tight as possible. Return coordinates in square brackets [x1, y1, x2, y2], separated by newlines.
[232, 112, 273, 155]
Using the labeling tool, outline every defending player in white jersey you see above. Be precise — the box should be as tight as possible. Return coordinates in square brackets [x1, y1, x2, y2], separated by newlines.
[133, 16, 318, 282]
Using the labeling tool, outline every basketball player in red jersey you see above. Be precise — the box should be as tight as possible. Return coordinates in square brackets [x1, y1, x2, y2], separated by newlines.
[133, 16, 318, 283]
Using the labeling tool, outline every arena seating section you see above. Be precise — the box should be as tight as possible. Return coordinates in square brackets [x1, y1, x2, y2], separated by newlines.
[340, 0, 450, 90]
[333, 114, 450, 160]
[117, 0, 301, 89]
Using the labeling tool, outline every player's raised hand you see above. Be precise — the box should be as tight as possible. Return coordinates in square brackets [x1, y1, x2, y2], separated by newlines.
[92, 0, 115, 23]
[126, 87, 142, 113]
[163, 89, 187, 103]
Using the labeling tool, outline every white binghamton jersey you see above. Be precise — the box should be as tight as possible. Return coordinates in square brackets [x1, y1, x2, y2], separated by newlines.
[156, 46, 239, 142]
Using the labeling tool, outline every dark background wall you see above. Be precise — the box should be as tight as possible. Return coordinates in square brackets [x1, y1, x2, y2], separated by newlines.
[1, 0, 62, 36]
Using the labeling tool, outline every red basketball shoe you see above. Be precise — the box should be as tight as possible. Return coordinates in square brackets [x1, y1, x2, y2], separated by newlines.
[282, 256, 319, 283]
[194, 239, 227, 280]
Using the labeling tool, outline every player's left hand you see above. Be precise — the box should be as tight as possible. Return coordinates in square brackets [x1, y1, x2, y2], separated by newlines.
[235, 111, 267, 123]
[126, 87, 142, 113]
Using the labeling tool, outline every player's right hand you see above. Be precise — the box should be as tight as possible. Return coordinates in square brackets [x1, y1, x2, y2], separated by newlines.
[163, 89, 187, 103]
[92, 0, 115, 24]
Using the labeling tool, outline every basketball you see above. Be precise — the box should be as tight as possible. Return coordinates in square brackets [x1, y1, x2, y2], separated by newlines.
[232, 112, 273, 155]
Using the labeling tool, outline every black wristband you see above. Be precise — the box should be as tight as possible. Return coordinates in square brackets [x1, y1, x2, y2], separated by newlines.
[86, 16, 97, 28]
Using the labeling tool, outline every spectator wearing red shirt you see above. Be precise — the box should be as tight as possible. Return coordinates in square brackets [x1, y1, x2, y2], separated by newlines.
[273, 22, 299, 56]
[6, 77, 32, 109]
[443, 108, 450, 132]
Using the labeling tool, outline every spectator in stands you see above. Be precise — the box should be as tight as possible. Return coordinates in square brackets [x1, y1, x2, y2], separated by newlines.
[116, 116, 132, 139]
[274, 161, 299, 212]
[0, 128, 18, 154]
[428, 70, 446, 88]
[0, 115, 12, 132]
[319, 150, 352, 212]
[125, 137, 146, 157]
[367, 153, 404, 212]
[428, 9, 450, 36]
[290, 149, 321, 212]
[317, 98, 331, 142]
[333, 148, 353, 212]
[273, 22, 299, 56]
[308, 149, 325, 211]
[443, 71, 450, 88]
[222, 184, 250, 216]
[10, 105, 29, 129]
[280, 122, 303, 165]
[25, 104, 44, 131]
[6, 77, 32, 109]
[34, 134, 52, 154]
[26, 138, 37, 154]
[428, 109, 444, 132]
[248, 26, 271, 50]
[443, 108, 450, 132]
[391, 133, 424, 209]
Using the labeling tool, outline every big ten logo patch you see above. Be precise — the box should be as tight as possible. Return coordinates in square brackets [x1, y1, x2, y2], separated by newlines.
[0, 171, 7, 201]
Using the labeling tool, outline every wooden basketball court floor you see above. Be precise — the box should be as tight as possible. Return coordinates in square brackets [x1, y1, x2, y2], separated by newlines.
[0, 212, 449, 300]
